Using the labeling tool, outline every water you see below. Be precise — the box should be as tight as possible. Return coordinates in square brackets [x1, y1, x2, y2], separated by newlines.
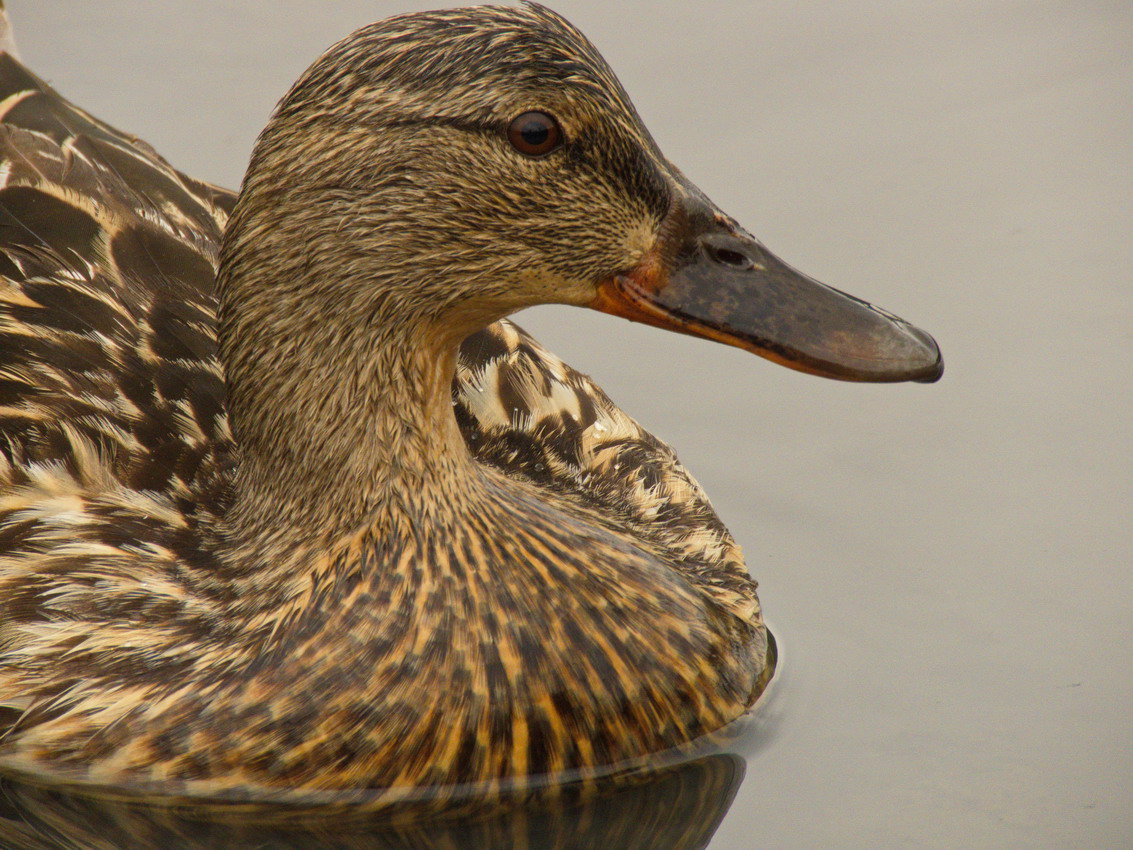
[10, 1, 1133, 846]
[0, 756, 743, 848]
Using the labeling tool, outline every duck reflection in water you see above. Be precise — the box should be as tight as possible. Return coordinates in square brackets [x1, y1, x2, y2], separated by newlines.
[0, 753, 749, 850]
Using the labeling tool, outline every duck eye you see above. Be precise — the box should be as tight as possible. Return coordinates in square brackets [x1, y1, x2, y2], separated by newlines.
[507, 111, 562, 157]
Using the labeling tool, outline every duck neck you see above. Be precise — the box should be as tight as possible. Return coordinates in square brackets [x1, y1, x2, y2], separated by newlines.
[217, 272, 482, 562]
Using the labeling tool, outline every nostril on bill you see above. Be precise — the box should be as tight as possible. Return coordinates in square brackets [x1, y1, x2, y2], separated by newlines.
[705, 243, 754, 270]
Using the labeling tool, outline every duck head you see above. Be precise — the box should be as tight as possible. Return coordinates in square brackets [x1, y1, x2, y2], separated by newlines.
[221, 2, 941, 394]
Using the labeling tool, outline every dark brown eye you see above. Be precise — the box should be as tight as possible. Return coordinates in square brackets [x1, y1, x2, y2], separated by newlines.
[507, 111, 563, 157]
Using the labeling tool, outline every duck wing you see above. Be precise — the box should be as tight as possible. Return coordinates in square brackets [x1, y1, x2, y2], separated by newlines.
[0, 48, 759, 628]
[0, 52, 231, 501]
[456, 324, 759, 622]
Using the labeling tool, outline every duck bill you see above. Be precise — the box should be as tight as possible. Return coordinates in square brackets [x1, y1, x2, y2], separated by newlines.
[592, 197, 943, 383]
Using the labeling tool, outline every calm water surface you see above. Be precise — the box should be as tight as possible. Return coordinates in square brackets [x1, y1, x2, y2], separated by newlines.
[10, 2, 1132, 847]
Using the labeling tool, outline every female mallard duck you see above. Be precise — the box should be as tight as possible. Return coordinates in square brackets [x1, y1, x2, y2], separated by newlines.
[0, 3, 940, 801]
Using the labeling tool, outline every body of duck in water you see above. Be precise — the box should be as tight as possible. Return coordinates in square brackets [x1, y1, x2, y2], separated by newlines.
[0, 3, 940, 804]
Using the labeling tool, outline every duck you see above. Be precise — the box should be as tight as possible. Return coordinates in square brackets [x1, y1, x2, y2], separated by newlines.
[0, 2, 941, 803]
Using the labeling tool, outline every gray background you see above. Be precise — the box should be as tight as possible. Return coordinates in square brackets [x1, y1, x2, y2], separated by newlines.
[12, 2, 1131, 847]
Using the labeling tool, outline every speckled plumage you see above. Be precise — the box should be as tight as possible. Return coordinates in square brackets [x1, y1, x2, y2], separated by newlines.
[0, 4, 769, 803]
